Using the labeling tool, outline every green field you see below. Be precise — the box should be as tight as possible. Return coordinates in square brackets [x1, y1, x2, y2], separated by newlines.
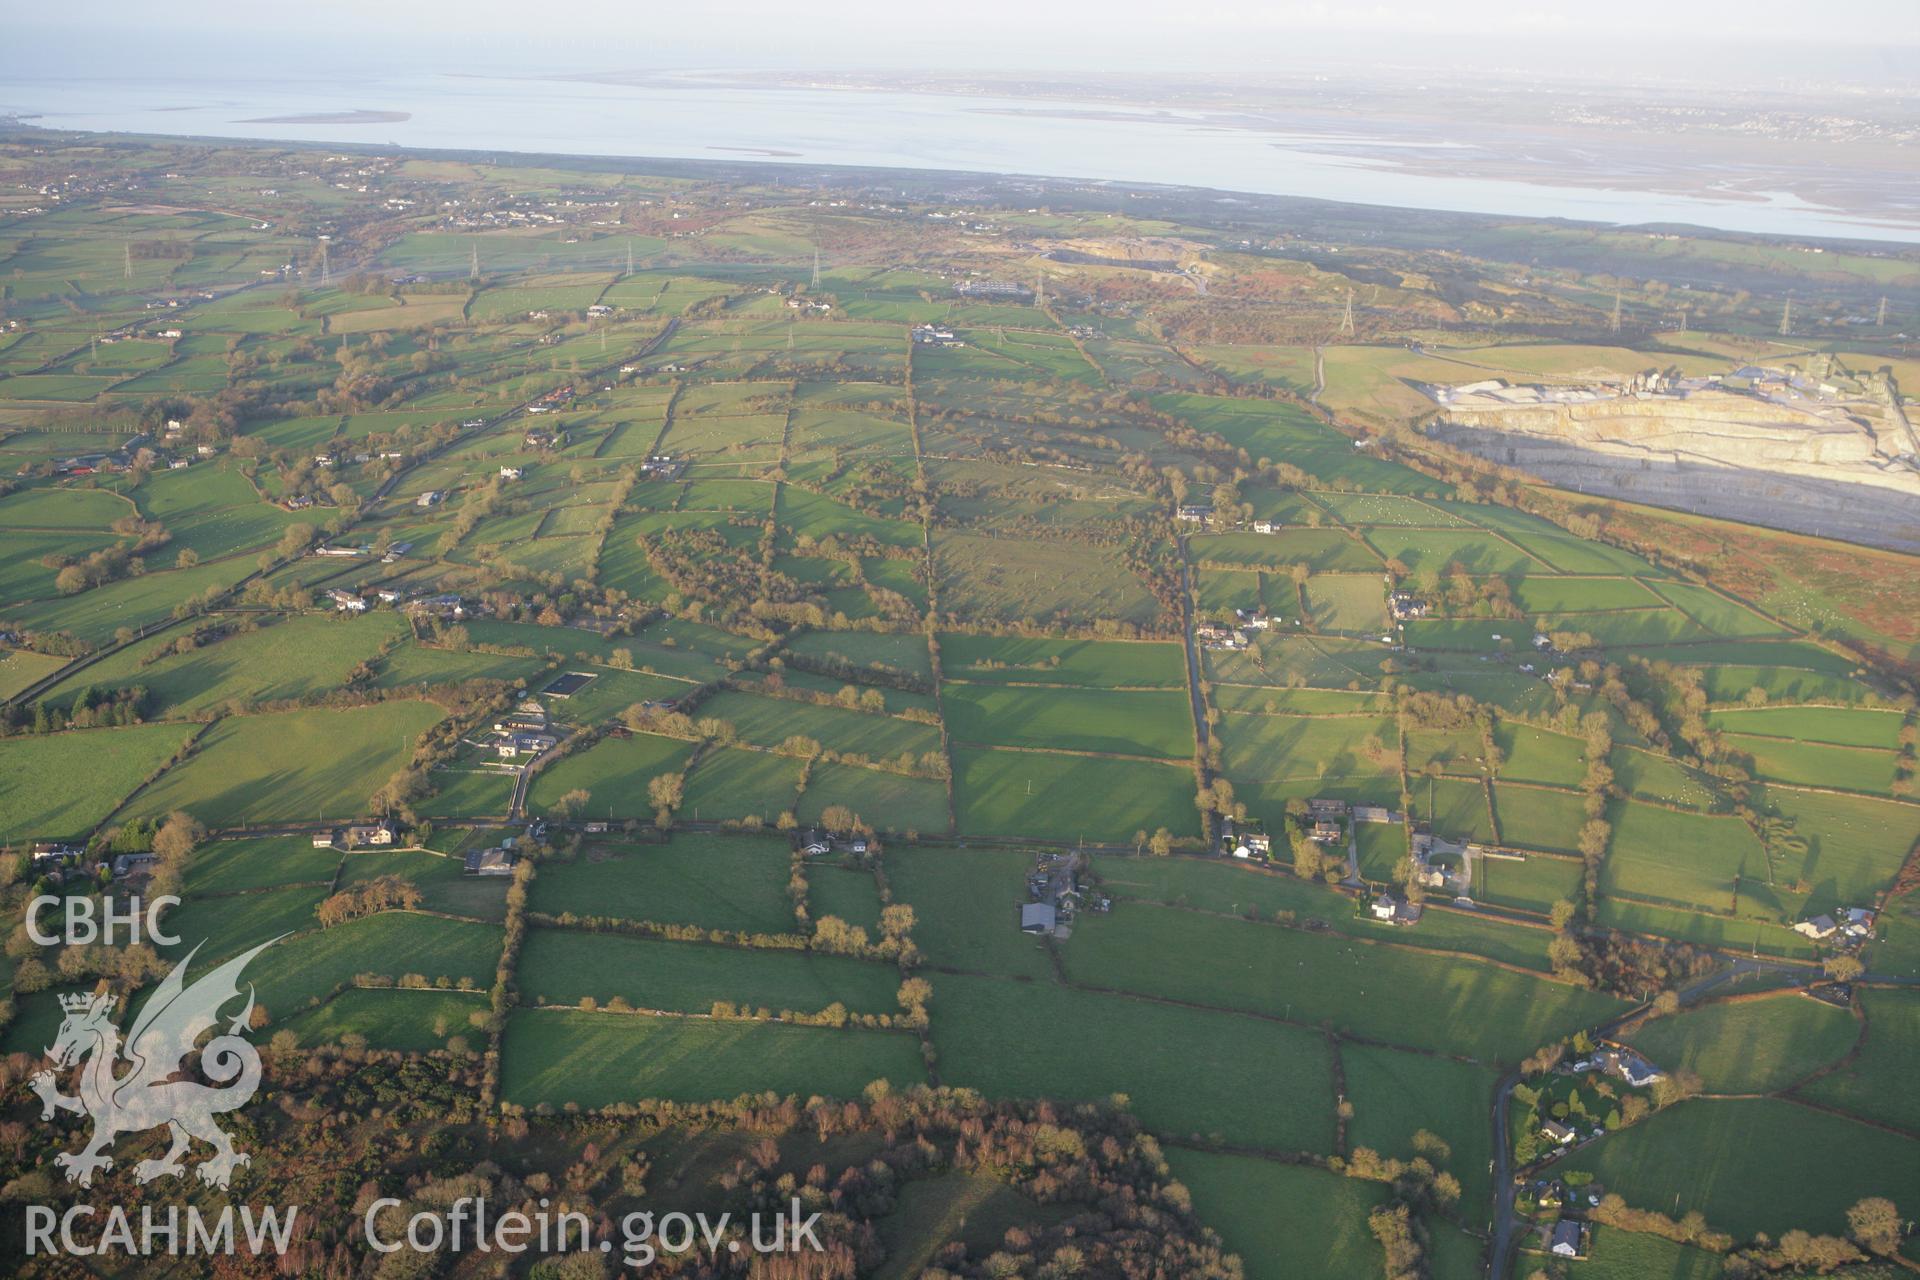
[1794, 987, 1920, 1133]
[936, 634, 1186, 688]
[942, 683, 1194, 758]
[518, 928, 900, 1015]
[122, 701, 444, 827]
[1622, 994, 1858, 1094]
[1558, 1097, 1920, 1240]
[500, 1008, 925, 1108]
[932, 973, 1336, 1152]
[1064, 904, 1624, 1062]
[886, 846, 1055, 979]
[952, 747, 1201, 842]
[1168, 1150, 1390, 1280]
[1564, 1227, 1725, 1280]
[1342, 1042, 1499, 1218]
[42, 613, 405, 717]
[527, 733, 696, 819]
[0, 722, 192, 842]
[531, 833, 796, 934]
[281, 988, 490, 1052]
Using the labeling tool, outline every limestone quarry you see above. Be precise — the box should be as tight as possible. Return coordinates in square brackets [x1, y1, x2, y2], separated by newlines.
[1423, 366, 1920, 552]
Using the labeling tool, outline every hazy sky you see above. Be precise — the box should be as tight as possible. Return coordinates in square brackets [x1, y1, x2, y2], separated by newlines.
[8, 0, 1918, 84]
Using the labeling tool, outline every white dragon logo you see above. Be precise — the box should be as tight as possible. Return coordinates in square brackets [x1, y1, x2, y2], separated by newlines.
[30, 938, 278, 1189]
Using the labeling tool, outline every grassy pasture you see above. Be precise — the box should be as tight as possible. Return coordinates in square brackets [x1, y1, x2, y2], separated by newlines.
[1622, 993, 1858, 1094]
[532, 833, 794, 935]
[1217, 711, 1401, 815]
[0, 648, 73, 699]
[1364, 527, 1542, 574]
[529, 729, 695, 821]
[681, 746, 806, 824]
[952, 747, 1199, 842]
[807, 863, 884, 930]
[122, 701, 443, 828]
[43, 613, 403, 717]
[1168, 1150, 1389, 1280]
[1476, 854, 1583, 913]
[1482, 786, 1589, 855]
[1064, 904, 1624, 1062]
[1646, 580, 1791, 637]
[1342, 1043, 1499, 1216]
[1557, 1097, 1920, 1241]
[788, 629, 933, 680]
[942, 684, 1193, 759]
[281, 988, 490, 1052]
[699, 689, 941, 760]
[1597, 898, 1815, 959]
[234, 911, 499, 1014]
[1194, 529, 1382, 573]
[185, 834, 340, 894]
[932, 973, 1336, 1152]
[1494, 723, 1588, 788]
[933, 531, 1161, 625]
[1726, 734, 1900, 794]
[1600, 802, 1764, 913]
[885, 846, 1055, 980]
[1563, 1228, 1724, 1280]
[1758, 786, 1920, 908]
[1794, 988, 1920, 1133]
[1703, 705, 1906, 749]
[500, 1009, 924, 1108]
[1508, 575, 1661, 613]
[0, 723, 193, 843]
[936, 634, 1184, 688]
[518, 929, 900, 1016]
[338, 848, 510, 921]
[796, 763, 949, 835]
[1098, 855, 1557, 971]
[1305, 574, 1386, 633]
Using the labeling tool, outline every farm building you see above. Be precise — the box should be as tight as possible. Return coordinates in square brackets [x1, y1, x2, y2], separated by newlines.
[465, 846, 517, 876]
[1550, 1220, 1586, 1258]
[1021, 902, 1058, 934]
[1370, 894, 1420, 925]
[345, 821, 397, 847]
